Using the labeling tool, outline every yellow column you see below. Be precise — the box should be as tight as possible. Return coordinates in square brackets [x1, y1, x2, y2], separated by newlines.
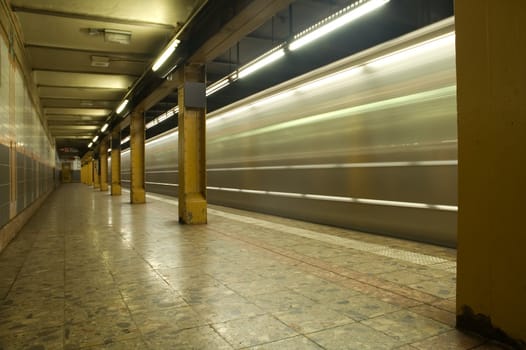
[111, 129, 122, 196]
[177, 64, 207, 224]
[130, 109, 145, 203]
[81, 164, 85, 184]
[93, 158, 100, 189]
[456, 1, 526, 347]
[87, 159, 93, 186]
[99, 138, 108, 191]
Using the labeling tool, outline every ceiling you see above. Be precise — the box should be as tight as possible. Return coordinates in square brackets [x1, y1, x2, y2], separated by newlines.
[10, 0, 205, 155]
[9, 0, 453, 158]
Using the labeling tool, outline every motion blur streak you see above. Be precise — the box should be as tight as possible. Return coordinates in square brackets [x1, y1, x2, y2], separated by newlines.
[121, 18, 457, 247]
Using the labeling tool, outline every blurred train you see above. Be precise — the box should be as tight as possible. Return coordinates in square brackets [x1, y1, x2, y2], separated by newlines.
[121, 18, 457, 247]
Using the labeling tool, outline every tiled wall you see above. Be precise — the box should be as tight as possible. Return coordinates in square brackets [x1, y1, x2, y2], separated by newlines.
[0, 23, 56, 232]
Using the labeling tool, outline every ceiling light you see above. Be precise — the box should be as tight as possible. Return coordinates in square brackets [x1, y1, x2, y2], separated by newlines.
[289, 0, 390, 51]
[88, 142, 93, 148]
[152, 39, 181, 72]
[92, 135, 99, 142]
[116, 99, 129, 114]
[104, 29, 131, 45]
[91, 55, 110, 67]
[101, 123, 109, 132]
[120, 136, 130, 145]
[238, 47, 285, 79]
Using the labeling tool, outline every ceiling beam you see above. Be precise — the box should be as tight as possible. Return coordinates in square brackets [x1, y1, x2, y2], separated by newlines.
[11, 6, 178, 30]
[189, 0, 294, 63]
[128, 0, 294, 119]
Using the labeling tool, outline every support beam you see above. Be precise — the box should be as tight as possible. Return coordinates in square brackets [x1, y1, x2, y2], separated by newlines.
[87, 159, 93, 186]
[130, 109, 145, 204]
[111, 129, 122, 196]
[178, 64, 207, 224]
[99, 138, 108, 191]
[93, 157, 100, 189]
[456, 1, 526, 347]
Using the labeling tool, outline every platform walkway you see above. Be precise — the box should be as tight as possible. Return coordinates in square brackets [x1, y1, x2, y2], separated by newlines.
[0, 184, 506, 349]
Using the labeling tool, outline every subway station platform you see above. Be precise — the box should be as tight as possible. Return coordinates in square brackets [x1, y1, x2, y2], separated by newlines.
[0, 184, 509, 349]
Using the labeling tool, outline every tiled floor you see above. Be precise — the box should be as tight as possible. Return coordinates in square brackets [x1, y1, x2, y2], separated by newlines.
[0, 184, 509, 349]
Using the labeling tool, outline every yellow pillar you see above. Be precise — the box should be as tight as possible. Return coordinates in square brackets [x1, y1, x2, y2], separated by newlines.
[456, 1, 526, 347]
[130, 109, 145, 203]
[81, 164, 85, 184]
[99, 138, 108, 191]
[111, 129, 122, 196]
[87, 160, 93, 186]
[177, 64, 207, 224]
[93, 158, 100, 189]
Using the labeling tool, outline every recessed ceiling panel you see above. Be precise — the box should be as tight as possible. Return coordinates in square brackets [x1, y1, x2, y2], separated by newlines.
[34, 71, 135, 89]
[11, 0, 200, 27]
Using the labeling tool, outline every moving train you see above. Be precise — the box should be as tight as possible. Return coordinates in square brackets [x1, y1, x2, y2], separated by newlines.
[121, 18, 457, 247]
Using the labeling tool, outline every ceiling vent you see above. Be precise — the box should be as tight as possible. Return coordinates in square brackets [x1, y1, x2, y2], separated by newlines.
[91, 55, 110, 67]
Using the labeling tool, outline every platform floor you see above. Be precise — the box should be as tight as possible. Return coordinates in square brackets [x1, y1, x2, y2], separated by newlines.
[0, 184, 506, 349]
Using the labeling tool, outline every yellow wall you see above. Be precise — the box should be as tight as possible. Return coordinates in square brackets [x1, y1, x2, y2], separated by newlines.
[456, 0, 526, 345]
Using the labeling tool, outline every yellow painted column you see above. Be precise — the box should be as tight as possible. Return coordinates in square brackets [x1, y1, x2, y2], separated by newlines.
[130, 109, 145, 203]
[177, 64, 207, 224]
[93, 158, 100, 189]
[87, 160, 93, 186]
[456, 1, 526, 347]
[81, 164, 85, 184]
[111, 129, 122, 196]
[99, 138, 109, 191]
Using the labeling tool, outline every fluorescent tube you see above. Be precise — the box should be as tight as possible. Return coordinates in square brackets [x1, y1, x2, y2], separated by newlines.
[116, 99, 129, 114]
[152, 39, 181, 72]
[238, 48, 285, 79]
[289, 0, 390, 51]
[101, 123, 109, 132]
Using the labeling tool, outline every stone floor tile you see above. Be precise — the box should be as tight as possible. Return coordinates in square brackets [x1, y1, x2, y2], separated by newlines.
[192, 296, 265, 323]
[292, 281, 361, 303]
[362, 310, 452, 343]
[144, 325, 233, 349]
[377, 269, 433, 285]
[225, 278, 290, 298]
[131, 305, 207, 334]
[409, 304, 456, 327]
[247, 335, 324, 349]
[328, 294, 401, 321]
[64, 318, 138, 349]
[250, 290, 316, 313]
[273, 303, 354, 333]
[123, 291, 187, 312]
[84, 337, 148, 349]
[308, 322, 403, 349]
[213, 314, 298, 348]
[0, 325, 63, 350]
[409, 277, 456, 299]
[410, 329, 485, 349]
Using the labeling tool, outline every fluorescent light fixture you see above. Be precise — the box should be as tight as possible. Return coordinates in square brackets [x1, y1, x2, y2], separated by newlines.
[206, 79, 230, 96]
[289, 0, 390, 51]
[104, 29, 131, 45]
[91, 55, 110, 67]
[108, 148, 112, 153]
[145, 106, 179, 130]
[116, 99, 129, 114]
[368, 32, 455, 68]
[101, 123, 109, 132]
[152, 39, 181, 72]
[92, 135, 99, 142]
[88, 142, 93, 148]
[238, 48, 285, 78]
[120, 136, 130, 145]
